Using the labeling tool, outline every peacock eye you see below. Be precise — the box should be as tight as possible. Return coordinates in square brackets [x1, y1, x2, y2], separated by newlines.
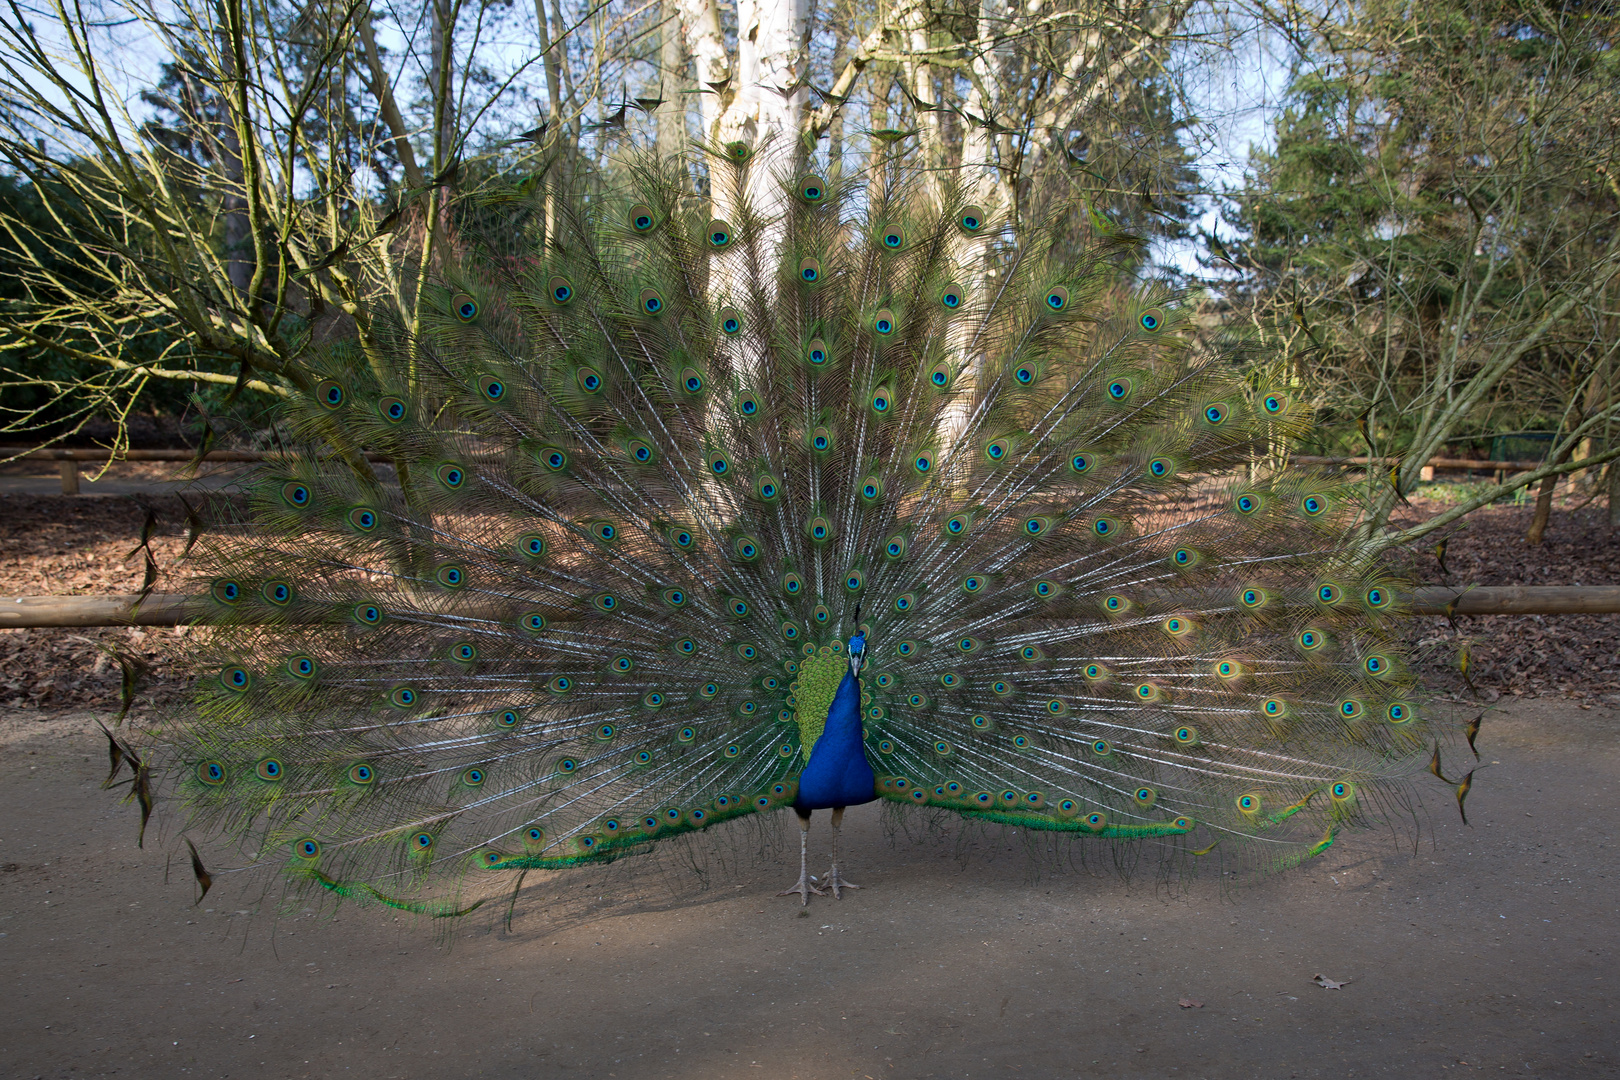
[476, 374, 505, 401]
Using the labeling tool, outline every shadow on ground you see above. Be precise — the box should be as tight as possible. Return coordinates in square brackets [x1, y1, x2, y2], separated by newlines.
[1, 699, 1614, 1079]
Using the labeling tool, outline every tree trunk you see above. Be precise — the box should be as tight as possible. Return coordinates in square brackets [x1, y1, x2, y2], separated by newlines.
[1608, 456, 1620, 527]
[430, 0, 458, 152]
[217, 29, 250, 298]
[1527, 442, 1575, 545]
[358, 12, 425, 190]
[656, 0, 688, 159]
[677, 0, 730, 145]
[868, 72, 892, 177]
[826, 30, 846, 165]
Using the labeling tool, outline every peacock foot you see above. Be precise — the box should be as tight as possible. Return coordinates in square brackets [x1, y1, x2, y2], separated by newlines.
[821, 868, 861, 898]
[777, 874, 826, 905]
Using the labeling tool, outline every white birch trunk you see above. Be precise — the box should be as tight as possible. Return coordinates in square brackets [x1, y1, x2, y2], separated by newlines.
[676, 0, 731, 146]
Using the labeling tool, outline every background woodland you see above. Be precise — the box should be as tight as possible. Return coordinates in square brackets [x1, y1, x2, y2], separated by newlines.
[0, 0, 1615, 547]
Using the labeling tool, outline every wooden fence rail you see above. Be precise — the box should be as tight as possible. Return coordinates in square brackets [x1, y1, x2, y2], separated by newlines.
[9, 447, 1545, 469]
[3, 586, 1617, 629]
[8, 448, 1546, 495]
[1, 448, 392, 494]
[1289, 455, 1546, 473]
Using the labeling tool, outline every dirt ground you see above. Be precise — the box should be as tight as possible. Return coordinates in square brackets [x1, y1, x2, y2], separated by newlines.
[1, 698, 1615, 1080]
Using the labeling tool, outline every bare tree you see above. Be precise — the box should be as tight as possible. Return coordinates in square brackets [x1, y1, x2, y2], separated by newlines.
[0, 0, 1209, 450]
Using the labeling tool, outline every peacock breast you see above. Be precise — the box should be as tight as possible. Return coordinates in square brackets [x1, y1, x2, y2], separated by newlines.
[794, 671, 878, 810]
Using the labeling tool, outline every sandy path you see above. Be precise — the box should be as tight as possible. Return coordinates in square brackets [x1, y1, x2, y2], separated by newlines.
[1, 699, 1615, 1079]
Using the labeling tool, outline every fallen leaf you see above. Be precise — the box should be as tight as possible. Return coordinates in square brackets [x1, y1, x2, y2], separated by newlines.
[1178, 998, 1203, 1008]
[1313, 974, 1348, 990]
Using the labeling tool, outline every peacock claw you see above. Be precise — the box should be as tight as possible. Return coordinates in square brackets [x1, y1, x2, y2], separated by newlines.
[821, 869, 860, 898]
[778, 876, 826, 905]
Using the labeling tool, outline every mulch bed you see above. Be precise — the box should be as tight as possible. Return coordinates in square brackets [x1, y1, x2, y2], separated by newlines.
[1390, 499, 1620, 707]
[0, 496, 191, 714]
[1, 492, 1616, 716]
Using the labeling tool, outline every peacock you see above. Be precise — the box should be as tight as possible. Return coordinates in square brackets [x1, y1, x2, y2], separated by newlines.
[149, 138, 1439, 917]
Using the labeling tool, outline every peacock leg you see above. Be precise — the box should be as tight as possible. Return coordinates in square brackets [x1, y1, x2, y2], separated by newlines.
[778, 807, 825, 905]
[822, 806, 861, 897]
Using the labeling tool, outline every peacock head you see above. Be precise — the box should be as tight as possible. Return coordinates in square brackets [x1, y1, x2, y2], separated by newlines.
[847, 631, 866, 675]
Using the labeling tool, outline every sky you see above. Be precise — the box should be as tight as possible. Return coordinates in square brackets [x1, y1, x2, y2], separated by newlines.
[10, 0, 1289, 279]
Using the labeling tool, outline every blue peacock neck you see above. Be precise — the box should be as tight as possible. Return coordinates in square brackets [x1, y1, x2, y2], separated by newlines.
[794, 651, 878, 811]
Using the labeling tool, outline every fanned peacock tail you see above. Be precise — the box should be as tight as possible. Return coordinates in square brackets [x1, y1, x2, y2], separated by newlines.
[166, 141, 1433, 914]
